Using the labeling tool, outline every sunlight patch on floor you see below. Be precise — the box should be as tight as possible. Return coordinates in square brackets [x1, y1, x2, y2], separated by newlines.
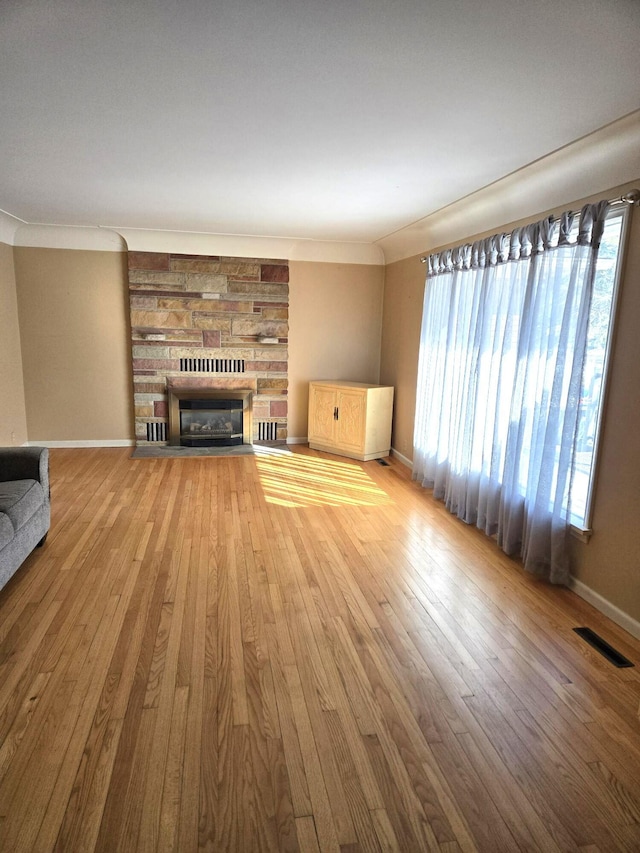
[254, 447, 393, 507]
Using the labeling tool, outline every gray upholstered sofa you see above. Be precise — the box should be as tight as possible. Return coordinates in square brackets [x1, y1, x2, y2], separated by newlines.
[0, 447, 50, 592]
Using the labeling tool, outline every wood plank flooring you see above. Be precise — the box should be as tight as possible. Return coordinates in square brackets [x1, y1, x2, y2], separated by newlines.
[0, 445, 639, 852]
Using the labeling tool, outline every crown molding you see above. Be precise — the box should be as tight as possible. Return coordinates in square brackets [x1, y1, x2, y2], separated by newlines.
[13, 224, 126, 251]
[5, 220, 383, 264]
[116, 228, 383, 265]
[8, 112, 638, 264]
[0, 209, 26, 245]
[377, 110, 640, 264]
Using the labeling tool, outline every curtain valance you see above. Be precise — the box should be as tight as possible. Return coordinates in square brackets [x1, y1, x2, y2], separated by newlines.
[426, 200, 609, 275]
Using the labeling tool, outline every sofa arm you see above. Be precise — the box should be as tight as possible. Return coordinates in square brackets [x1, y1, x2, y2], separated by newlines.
[0, 447, 50, 496]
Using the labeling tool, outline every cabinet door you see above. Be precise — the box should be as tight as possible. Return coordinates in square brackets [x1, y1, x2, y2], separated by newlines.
[335, 389, 366, 452]
[308, 385, 337, 444]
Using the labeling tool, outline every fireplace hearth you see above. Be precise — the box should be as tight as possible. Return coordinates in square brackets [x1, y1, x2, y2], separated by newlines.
[168, 387, 253, 447]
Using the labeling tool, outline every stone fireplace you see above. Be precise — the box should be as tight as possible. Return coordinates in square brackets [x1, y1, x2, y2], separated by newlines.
[127, 252, 288, 446]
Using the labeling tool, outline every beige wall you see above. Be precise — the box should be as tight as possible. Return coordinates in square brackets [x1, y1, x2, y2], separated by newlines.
[379, 254, 424, 460]
[13, 248, 133, 442]
[288, 261, 384, 439]
[379, 181, 640, 624]
[9, 251, 384, 446]
[0, 241, 28, 445]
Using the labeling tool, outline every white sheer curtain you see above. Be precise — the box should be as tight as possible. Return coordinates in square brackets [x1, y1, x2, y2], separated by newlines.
[412, 201, 609, 583]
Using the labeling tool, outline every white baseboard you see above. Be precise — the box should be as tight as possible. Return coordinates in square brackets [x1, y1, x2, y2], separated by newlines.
[390, 447, 412, 468]
[27, 439, 135, 448]
[568, 576, 640, 641]
[286, 437, 308, 445]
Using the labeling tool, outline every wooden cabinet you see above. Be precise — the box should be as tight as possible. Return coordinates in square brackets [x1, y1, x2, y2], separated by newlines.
[308, 381, 394, 461]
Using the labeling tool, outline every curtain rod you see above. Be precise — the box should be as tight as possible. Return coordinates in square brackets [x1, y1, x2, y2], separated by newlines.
[419, 188, 640, 263]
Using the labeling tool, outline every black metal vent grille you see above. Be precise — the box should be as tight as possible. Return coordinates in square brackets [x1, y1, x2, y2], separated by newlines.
[257, 422, 279, 441]
[146, 422, 168, 442]
[180, 358, 245, 373]
[573, 627, 634, 668]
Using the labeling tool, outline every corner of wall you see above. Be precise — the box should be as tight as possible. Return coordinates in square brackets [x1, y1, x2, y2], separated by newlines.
[0, 238, 28, 445]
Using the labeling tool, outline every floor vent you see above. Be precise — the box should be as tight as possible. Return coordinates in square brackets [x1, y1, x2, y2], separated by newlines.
[377, 458, 390, 466]
[146, 422, 168, 442]
[257, 422, 278, 441]
[573, 627, 634, 668]
[180, 358, 245, 373]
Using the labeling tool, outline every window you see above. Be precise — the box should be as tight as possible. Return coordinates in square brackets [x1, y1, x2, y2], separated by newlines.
[571, 210, 626, 530]
[412, 200, 629, 582]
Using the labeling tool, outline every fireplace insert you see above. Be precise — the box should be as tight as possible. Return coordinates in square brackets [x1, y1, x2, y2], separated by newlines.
[178, 399, 243, 446]
[167, 386, 253, 447]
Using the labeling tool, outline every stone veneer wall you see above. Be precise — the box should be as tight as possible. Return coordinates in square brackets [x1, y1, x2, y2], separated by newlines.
[128, 252, 288, 445]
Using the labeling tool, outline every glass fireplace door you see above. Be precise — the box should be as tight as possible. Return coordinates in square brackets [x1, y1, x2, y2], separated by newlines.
[179, 399, 243, 446]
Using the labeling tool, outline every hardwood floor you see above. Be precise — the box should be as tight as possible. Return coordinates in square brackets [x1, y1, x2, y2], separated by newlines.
[0, 446, 639, 852]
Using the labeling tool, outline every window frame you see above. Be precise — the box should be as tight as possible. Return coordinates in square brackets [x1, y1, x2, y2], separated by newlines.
[570, 205, 631, 539]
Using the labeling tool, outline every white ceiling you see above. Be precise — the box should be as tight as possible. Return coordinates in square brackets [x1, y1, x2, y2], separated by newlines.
[1, 0, 639, 245]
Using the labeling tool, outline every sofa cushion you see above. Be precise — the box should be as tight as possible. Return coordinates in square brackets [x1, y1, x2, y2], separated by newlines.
[0, 512, 13, 549]
[0, 479, 44, 532]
